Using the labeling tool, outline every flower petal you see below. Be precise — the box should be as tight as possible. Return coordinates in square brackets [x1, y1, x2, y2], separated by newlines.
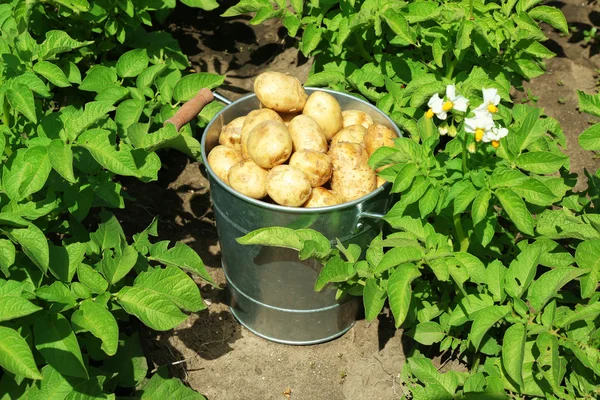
[446, 84, 456, 100]
[428, 93, 443, 109]
[453, 96, 469, 112]
[436, 110, 448, 120]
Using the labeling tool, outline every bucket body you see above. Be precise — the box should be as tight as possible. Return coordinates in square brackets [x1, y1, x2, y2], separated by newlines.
[201, 88, 400, 345]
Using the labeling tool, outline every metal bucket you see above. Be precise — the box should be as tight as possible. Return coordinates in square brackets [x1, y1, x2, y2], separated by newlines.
[201, 88, 400, 345]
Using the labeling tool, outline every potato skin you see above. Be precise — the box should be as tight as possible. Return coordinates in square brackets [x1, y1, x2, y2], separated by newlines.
[279, 112, 299, 126]
[241, 109, 283, 158]
[342, 110, 374, 129]
[302, 91, 343, 140]
[329, 142, 376, 202]
[266, 165, 312, 207]
[227, 159, 269, 199]
[246, 120, 293, 169]
[207, 145, 244, 185]
[219, 116, 245, 150]
[289, 150, 332, 187]
[304, 187, 343, 208]
[288, 115, 328, 153]
[254, 72, 307, 113]
[364, 123, 398, 156]
[330, 125, 367, 148]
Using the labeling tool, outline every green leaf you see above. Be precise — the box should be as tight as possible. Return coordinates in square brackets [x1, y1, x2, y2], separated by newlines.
[90, 212, 125, 251]
[77, 263, 108, 294]
[387, 264, 421, 328]
[391, 163, 418, 193]
[577, 90, 600, 118]
[101, 246, 138, 285]
[180, 0, 218, 10]
[470, 305, 510, 351]
[374, 247, 424, 274]
[300, 24, 322, 56]
[3, 224, 50, 273]
[0, 326, 42, 380]
[578, 123, 600, 151]
[116, 49, 149, 78]
[408, 357, 458, 396]
[575, 239, 600, 299]
[535, 332, 562, 391]
[136, 63, 168, 89]
[528, 267, 586, 312]
[486, 260, 506, 302]
[0, 240, 15, 273]
[454, 252, 486, 284]
[38, 30, 92, 60]
[62, 61, 81, 84]
[305, 71, 346, 87]
[135, 266, 205, 312]
[472, 189, 491, 226]
[314, 257, 354, 291]
[6, 84, 37, 123]
[33, 61, 70, 87]
[408, 321, 445, 345]
[419, 186, 439, 219]
[496, 188, 534, 236]
[363, 278, 386, 321]
[501, 323, 526, 389]
[448, 294, 494, 327]
[78, 129, 140, 177]
[512, 178, 557, 206]
[64, 101, 116, 140]
[141, 368, 207, 400]
[117, 286, 188, 330]
[48, 242, 86, 283]
[115, 99, 145, 135]
[555, 301, 600, 328]
[71, 300, 118, 356]
[172, 73, 224, 102]
[489, 168, 528, 189]
[0, 294, 42, 322]
[102, 333, 147, 387]
[509, 108, 542, 153]
[34, 313, 88, 379]
[456, 19, 474, 51]
[79, 66, 118, 92]
[515, 151, 567, 174]
[383, 9, 414, 45]
[25, 365, 73, 399]
[505, 244, 541, 299]
[150, 242, 214, 285]
[47, 140, 75, 183]
[454, 182, 478, 215]
[528, 6, 568, 35]
[36, 282, 77, 312]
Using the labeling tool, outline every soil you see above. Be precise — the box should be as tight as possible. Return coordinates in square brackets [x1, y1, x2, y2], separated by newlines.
[118, 1, 600, 399]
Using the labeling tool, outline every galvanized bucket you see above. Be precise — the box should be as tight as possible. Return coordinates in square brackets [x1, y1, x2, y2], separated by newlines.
[201, 88, 400, 345]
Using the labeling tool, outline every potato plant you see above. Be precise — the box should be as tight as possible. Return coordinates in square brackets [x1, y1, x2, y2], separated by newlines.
[0, 2, 222, 397]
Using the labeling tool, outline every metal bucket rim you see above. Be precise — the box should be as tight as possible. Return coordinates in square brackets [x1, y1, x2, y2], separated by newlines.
[200, 87, 398, 214]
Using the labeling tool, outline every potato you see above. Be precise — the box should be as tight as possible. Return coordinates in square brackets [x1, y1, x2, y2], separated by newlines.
[330, 125, 367, 148]
[246, 120, 293, 169]
[227, 159, 269, 199]
[289, 150, 332, 187]
[329, 142, 376, 202]
[279, 112, 299, 126]
[364, 123, 398, 156]
[241, 109, 283, 158]
[288, 115, 328, 153]
[254, 72, 307, 113]
[266, 165, 312, 207]
[218, 116, 245, 150]
[207, 145, 244, 185]
[342, 110, 374, 129]
[302, 91, 343, 140]
[304, 187, 343, 208]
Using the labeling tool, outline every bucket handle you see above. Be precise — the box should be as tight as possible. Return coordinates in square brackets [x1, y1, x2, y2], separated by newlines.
[358, 211, 385, 220]
[164, 90, 232, 131]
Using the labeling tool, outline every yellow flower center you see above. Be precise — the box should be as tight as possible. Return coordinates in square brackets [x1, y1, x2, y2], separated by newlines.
[475, 128, 484, 142]
[425, 109, 434, 119]
[487, 104, 498, 113]
[492, 140, 500, 148]
[442, 101, 454, 111]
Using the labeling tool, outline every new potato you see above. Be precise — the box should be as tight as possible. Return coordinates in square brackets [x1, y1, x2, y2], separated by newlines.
[304, 187, 342, 208]
[302, 91, 343, 140]
[364, 123, 398, 156]
[266, 165, 312, 207]
[342, 110, 374, 129]
[228, 159, 269, 199]
[218, 116, 245, 150]
[254, 72, 307, 113]
[207, 145, 244, 185]
[329, 142, 376, 201]
[241, 109, 282, 158]
[289, 150, 332, 187]
[288, 115, 328, 153]
[246, 120, 293, 169]
[330, 125, 367, 148]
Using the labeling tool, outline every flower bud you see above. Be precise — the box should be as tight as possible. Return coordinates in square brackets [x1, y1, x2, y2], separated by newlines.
[467, 142, 477, 154]
[438, 123, 449, 136]
[447, 125, 457, 137]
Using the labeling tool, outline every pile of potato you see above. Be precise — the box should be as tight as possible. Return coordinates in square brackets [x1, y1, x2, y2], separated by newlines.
[207, 71, 398, 208]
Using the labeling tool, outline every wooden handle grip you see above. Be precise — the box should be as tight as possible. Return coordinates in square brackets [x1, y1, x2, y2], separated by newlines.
[165, 88, 214, 131]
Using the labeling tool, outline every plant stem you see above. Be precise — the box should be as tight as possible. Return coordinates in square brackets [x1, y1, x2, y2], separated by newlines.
[444, 53, 457, 79]
[469, 0, 474, 19]
[461, 136, 468, 175]
[2, 100, 10, 127]
[453, 213, 470, 252]
[471, 353, 481, 371]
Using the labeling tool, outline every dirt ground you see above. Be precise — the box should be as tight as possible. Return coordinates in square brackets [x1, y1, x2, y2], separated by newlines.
[118, 1, 600, 399]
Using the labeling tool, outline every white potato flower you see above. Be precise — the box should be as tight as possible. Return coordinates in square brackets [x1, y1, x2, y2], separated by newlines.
[464, 110, 494, 142]
[426, 85, 469, 120]
[482, 124, 509, 148]
[474, 88, 501, 115]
